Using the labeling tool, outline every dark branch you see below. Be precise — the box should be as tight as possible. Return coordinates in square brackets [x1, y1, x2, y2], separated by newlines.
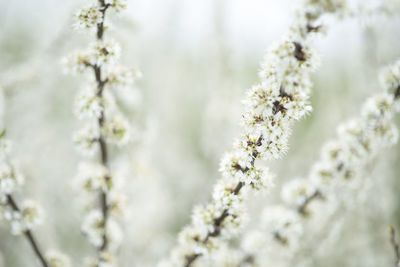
[395, 85, 400, 99]
[273, 231, 289, 246]
[239, 255, 254, 267]
[390, 225, 400, 267]
[293, 42, 306, 62]
[96, 1, 110, 40]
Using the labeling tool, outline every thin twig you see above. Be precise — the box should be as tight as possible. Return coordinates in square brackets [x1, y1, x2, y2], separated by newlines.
[238, 254, 254, 267]
[6, 195, 49, 267]
[395, 85, 400, 99]
[390, 225, 400, 266]
[298, 190, 324, 216]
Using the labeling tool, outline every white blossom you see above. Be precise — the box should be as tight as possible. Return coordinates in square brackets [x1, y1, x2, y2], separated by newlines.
[75, 86, 103, 120]
[82, 209, 104, 247]
[62, 52, 91, 75]
[8, 200, 43, 235]
[64, 40, 121, 73]
[380, 58, 400, 97]
[261, 205, 303, 248]
[281, 178, 316, 207]
[244, 59, 400, 267]
[104, 66, 142, 89]
[161, 0, 348, 265]
[0, 161, 24, 195]
[102, 115, 130, 145]
[108, 192, 127, 218]
[0, 138, 11, 159]
[84, 251, 116, 267]
[73, 124, 100, 156]
[46, 250, 72, 267]
[105, 0, 127, 12]
[74, 4, 103, 30]
[68, 0, 138, 264]
[75, 162, 110, 192]
[87, 40, 121, 67]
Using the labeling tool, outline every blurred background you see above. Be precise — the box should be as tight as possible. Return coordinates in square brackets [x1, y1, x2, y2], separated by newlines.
[0, 0, 399, 266]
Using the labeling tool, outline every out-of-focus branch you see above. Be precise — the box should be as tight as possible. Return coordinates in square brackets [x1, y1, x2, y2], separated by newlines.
[390, 225, 400, 266]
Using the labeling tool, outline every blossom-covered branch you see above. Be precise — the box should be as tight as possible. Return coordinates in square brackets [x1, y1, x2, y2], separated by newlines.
[238, 59, 400, 267]
[64, 0, 141, 265]
[0, 131, 70, 267]
[159, 1, 348, 266]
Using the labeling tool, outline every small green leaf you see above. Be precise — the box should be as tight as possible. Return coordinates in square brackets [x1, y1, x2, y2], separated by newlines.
[0, 129, 6, 139]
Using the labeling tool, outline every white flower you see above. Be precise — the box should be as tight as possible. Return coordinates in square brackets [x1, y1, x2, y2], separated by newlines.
[212, 245, 244, 267]
[0, 138, 11, 159]
[0, 163, 14, 194]
[159, 0, 348, 265]
[20, 200, 43, 230]
[73, 124, 100, 156]
[212, 177, 244, 211]
[8, 200, 43, 235]
[67, 0, 134, 263]
[75, 162, 109, 192]
[46, 250, 71, 267]
[75, 87, 103, 120]
[261, 205, 302, 248]
[97, 250, 116, 267]
[82, 212, 122, 251]
[241, 230, 268, 254]
[65, 41, 121, 73]
[87, 40, 121, 67]
[105, 0, 127, 12]
[108, 192, 127, 218]
[62, 52, 91, 74]
[380, 60, 400, 95]
[74, 4, 103, 30]
[0, 162, 24, 194]
[104, 66, 142, 89]
[362, 93, 394, 118]
[102, 116, 130, 145]
[10, 211, 24, 235]
[84, 252, 116, 267]
[281, 178, 316, 207]
[107, 219, 123, 252]
[82, 210, 104, 248]
[219, 151, 252, 182]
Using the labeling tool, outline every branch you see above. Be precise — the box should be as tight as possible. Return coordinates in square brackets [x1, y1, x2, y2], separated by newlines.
[395, 85, 400, 99]
[6, 195, 49, 267]
[184, 154, 257, 267]
[390, 225, 400, 267]
[93, 0, 111, 254]
[297, 190, 324, 216]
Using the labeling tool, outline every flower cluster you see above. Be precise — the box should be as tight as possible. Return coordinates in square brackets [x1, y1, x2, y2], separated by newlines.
[46, 250, 72, 267]
[74, 5, 103, 30]
[104, 0, 127, 13]
[160, 1, 348, 266]
[380, 59, 400, 104]
[81, 209, 122, 251]
[237, 59, 400, 267]
[309, 92, 398, 193]
[0, 133, 70, 266]
[73, 0, 127, 30]
[65, 0, 140, 266]
[0, 137, 42, 235]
